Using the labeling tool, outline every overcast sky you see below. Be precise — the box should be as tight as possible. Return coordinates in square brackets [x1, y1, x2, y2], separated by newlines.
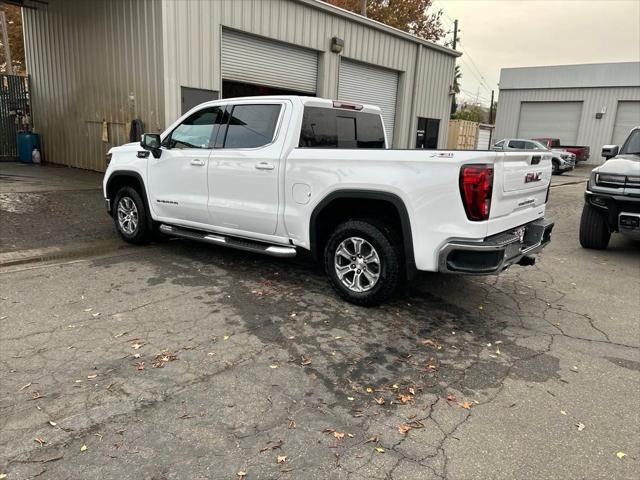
[434, 0, 640, 106]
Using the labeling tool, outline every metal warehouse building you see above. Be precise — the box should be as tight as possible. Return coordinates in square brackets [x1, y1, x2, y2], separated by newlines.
[494, 62, 640, 164]
[21, 0, 459, 172]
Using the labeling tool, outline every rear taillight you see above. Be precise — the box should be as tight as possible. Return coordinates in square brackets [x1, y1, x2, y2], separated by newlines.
[459, 164, 493, 221]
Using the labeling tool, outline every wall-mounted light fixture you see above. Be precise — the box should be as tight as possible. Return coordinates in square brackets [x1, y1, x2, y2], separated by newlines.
[595, 106, 606, 119]
[331, 36, 344, 54]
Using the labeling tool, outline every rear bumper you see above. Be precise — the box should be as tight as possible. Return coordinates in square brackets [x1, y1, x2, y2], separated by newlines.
[438, 218, 554, 274]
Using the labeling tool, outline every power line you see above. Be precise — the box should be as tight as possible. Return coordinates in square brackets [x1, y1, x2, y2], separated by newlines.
[434, 0, 494, 93]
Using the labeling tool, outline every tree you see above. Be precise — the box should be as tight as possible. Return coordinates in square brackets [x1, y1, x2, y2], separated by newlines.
[452, 104, 486, 123]
[324, 0, 445, 41]
[450, 64, 461, 116]
[0, 4, 25, 74]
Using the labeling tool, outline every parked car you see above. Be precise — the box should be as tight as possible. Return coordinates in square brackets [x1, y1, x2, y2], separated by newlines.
[579, 126, 640, 249]
[103, 96, 554, 306]
[533, 138, 590, 162]
[493, 138, 576, 175]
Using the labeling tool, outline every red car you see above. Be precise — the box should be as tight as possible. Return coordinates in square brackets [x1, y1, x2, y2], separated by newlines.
[533, 138, 590, 162]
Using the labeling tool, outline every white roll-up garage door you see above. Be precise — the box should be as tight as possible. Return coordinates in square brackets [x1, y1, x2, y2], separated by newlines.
[517, 101, 583, 144]
[611, 101, 640, 146]
[221, 29, 318, 94]
[477, 126, 492, 150]
[338, 58, 398, 144]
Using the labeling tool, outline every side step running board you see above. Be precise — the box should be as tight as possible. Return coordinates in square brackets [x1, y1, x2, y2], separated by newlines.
[159, 224, 297, 258]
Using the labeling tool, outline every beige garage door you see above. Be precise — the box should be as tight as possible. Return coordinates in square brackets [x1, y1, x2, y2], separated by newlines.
[611, 101, 640, 146]
[517, 101, 583, 144]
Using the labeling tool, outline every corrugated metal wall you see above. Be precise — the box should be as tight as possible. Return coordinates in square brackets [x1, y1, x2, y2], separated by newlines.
[23, 0, 164, 171]
[160, 0, 456, 148]
[494, 87, 640, 164]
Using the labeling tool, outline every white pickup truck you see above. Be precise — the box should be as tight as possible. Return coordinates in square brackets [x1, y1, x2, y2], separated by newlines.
[104, 96, 554, 305]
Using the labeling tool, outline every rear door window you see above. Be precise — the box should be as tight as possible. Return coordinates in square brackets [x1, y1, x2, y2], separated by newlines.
[222, 104, 282, 149]
[508, 140, 526, 149]
[299, 107, 385, 148]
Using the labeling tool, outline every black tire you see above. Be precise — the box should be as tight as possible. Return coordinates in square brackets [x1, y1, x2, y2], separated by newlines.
[579, 203, 610, 249]
[324, 219, 403, 307]
[552, 161, 559, 175]
[113, 186, 153, 245]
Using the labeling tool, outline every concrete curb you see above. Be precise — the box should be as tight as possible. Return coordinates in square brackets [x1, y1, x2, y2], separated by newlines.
[0, 239, 130, 267]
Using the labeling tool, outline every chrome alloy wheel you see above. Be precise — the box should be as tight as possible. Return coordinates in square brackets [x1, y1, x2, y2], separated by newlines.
[334, 237, 381, 293]
[117, 196, 139, 235]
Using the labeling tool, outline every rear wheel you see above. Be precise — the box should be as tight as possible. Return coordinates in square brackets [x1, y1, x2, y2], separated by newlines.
[552, 161, 559, 175]
[324, 219, 403, 306]
[113, 186, 153, 245]
[579, 203, 610, 249]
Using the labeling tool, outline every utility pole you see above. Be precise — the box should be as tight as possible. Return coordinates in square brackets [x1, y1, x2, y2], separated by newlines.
[360, 0, 367, 17]
[0, 10, 13, 74]
[489, 89, 495, 124]
[452, 19, 458, 50]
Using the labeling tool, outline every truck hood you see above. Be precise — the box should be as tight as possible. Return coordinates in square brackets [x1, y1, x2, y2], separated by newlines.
[594, 155, 640, 175]
[108, 142, 141, 154]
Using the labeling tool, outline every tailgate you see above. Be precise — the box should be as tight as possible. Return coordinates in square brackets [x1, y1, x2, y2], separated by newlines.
[487, 152, 552, 234]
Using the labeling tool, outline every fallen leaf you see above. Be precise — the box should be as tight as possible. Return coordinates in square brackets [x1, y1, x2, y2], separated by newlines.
[48, 421, 57, 427]
[270, 364, 278, 369]
[333, 431, 345, 439]
[616, 452, 627, 459]
[223, 335, 230, 341]
[375, 447, 385, 453]
[398, 423, 412, 434]
[31, 391, 43, 400]
[152, 350, 178, 368]
[446, 394, 457, 402]
[288, 419, 296, 429]
[277, 455, 287, 464]
[87, 374, 98, 379]
[92, 312, 101, 318]
[560, 410, 567, 416]
[83, 308, 93, 312]
[347, 396, 355, 401]
[131, 342, 144, 350]
[80, 445, 87, 452]
[301, 356, 312, 366]
[136, 361, 145, 371]
[237, 471, 246, 479]
[18, 382, 32, 391]
[576, 422, 585, 432]
[397, 394, 413, 404]
[133, 353, 141, 359]
[408, 387, 416, 395]
[459, 401, 473, 410]
[34, 437, 46, 446]
[366, 387, 373, 393]
[375, 397, 385, 405]
[347, 433, 354, 438]
[114, 331, 127, 338]
[207, 352, 216, 356]
[365, 436, 378, 444]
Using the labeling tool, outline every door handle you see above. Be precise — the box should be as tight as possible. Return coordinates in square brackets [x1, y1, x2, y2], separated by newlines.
[255, 161, 275, 170]
[190, 159, 206, 166]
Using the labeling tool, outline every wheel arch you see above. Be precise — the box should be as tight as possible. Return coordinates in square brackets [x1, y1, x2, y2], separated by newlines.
[309, 190, 416, 275]
[106, 171, 153, 225]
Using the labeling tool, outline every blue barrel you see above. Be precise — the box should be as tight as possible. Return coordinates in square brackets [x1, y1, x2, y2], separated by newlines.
[17, 132, 41, 163]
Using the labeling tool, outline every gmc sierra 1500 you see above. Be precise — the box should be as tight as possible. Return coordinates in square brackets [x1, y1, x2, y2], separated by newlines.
[104, 96, 554, 305]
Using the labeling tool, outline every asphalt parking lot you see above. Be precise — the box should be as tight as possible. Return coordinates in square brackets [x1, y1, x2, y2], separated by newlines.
[0, 163, 638, 480]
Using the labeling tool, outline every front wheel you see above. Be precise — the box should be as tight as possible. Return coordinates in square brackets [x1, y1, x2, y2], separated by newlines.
[324, 219, 403, 306]
[552, 161, 559, 175]
[113, 186, 153, 245]
[579, 203, 610, 249]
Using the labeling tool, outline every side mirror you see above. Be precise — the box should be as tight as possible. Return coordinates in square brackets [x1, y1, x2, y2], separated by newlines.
[601, 145, 619, 160]
[141, 133, 162, 158]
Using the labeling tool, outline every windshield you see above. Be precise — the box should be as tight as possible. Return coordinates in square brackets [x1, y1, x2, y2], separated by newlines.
[620, 129, 640, 156]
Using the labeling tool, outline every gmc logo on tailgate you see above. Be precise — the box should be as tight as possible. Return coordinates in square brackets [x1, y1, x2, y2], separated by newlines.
[525, 172, 542, 183]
